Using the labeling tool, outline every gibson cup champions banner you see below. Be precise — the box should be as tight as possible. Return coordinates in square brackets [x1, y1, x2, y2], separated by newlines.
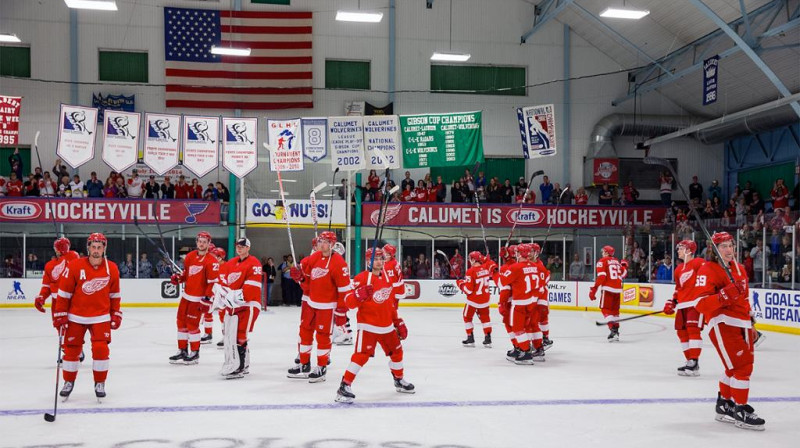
[400, 111, 483, 168]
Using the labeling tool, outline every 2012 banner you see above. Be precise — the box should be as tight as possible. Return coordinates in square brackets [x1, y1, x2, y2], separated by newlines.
[400, 111, 483, 168]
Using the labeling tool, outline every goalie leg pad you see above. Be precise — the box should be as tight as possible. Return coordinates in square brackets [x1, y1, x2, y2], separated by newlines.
[220, 313, 240, 376]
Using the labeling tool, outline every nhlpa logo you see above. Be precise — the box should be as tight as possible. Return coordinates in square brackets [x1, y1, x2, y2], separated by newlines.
[52, 259, 67, 280]
[82, 277, 110, 295]
[226, 122, 253, 144]
[371, 287, 392, 304]
[188, 265, 204, 276]
[311, 267, 329, 280]
[184, 203, 209, 224]
[148, 119, 177, 142]
[369, 204, 402, 226]
[507, 209, 545, 226]
[227, 272, 242, 285]
[187, 120, 214, 143]
[277, 129, 296, 150]
[6, 281, 25, 301]
[107, 116, 135, 139]
[63, 111, 92, 134]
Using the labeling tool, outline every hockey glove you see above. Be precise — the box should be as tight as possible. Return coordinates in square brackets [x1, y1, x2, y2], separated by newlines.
[110, 311, 123, 330]
[456, 279, 466, 293]
[395, 318, 408, 340]
[34, 295, 47, 313]
[170, 273, 182, 285]
[52, 311, 68, 329]
[354, 284, 374, 303]
[334, 307, 348, 326]
[663, 300, 676, 315]
[719, 282, 743, 306]
[289, 266, 305, 283]
[498, 300, 508, 317]
[589, 286, 598, 301]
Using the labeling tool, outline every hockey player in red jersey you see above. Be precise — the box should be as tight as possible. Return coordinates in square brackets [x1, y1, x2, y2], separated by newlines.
[217, 238, 263, 379]
[694, 232, 765, 430]
[530, 244, 553, 350]
[500, 243, 546, 364]
[53, 233, 121, 400]
[382, 243, 404, 309]
[457, 251, 493, 348]
[35, 238, 80, 318]
[589, 245, 626, 342]
[335, 247, 414, 403]
[210, 246, 228, 349]
[496, 245, 520, 361]
[662, 240, 706, 376]
[287, 231, 354, 382]
[200, 244, 220, 345]
[168, 231, 218, 365]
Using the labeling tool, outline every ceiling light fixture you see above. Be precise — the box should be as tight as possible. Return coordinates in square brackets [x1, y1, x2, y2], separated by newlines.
[210, 46, 251, 56]
[64, 0, 118, 11]
[431, 0, 471, 62]
[0, 33, 22, 43]
[599, 8, 650, 19]
[335, 11, 383, 23]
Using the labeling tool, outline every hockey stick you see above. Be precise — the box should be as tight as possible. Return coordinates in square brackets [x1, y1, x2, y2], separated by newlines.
[309, 182, 328, 237]
[435, 249, 456, 277]
[327, 167, 340, 231]
[595, 310, 661, 326]
[540, 186, 570, 251]
[132, 219, 184, 274]
[368, 184, 400, 271]
[265, 143, 298, 263]
[44, 326, 64, 422]
[643, 157, 736, 283]
[31, 131, 61, 237]
[471, 162, 490, 255]
[504, 169, 545, 248]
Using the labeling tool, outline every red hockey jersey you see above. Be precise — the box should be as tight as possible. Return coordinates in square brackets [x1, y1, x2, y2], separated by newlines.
[383, 258, 404, 300]
[501, 261, 544, 305]
[221, 255, 263, 305]
[38, 251, 79, 302]
[532, 259, 550, 305]
[593, 256, 624, 294]
[301, 251, 353, 310]
[497, 263, 514, 304]
[461, 264, 492, 308]
[180, 250, 217, 302]
[694, 261, 752, 329]
[348, 270, 400, 333]
[55, 257, 121, 324]
[673, 257, 706, 310]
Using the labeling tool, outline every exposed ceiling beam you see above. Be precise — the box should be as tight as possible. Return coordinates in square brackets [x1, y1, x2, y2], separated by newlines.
[520, 0, 574, 43]
[690, 0, 800, 118]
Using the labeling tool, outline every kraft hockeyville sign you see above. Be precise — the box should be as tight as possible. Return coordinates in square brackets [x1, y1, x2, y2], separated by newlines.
[362, 203, 668, 228]
[0, 198, 220, 225]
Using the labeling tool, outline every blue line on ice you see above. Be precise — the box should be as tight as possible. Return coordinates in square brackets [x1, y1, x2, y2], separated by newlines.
[3, 396, 799, 417]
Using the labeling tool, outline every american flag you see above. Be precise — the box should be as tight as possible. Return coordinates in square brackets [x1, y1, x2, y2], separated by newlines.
[164, 7, 313, 110]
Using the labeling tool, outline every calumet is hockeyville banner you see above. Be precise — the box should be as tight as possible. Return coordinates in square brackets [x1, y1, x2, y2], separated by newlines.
[400, 111, 483, 168]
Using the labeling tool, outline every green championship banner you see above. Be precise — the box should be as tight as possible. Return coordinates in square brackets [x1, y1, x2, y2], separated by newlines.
[400, 111, 484, 168]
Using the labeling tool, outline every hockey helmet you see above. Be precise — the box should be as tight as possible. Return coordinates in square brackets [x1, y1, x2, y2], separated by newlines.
[602, 245, 615, 256]
[516, 244, 532, 258]
[53, 237, 71, 254]
[196, 231, 212, 242]
[212, 247, 226, 260]
[676, 240, 697, 254]
[333, 242, 346, 256]
[711, 232, 734, 245]
[87, 232, 107, 247]
[383, 243, 397, 258]
[318, 231, 337, 244]
[366, 247, 384, 261]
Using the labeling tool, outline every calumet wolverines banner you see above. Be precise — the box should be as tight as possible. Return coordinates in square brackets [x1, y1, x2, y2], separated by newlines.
[400, 111, 483, 168]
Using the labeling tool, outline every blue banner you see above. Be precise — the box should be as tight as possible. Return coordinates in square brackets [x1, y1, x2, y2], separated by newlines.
[92, 93, 135, 122]
[702, 55, 719, 106]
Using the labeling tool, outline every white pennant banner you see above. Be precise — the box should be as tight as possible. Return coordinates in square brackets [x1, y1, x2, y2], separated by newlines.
[101, 110, 140, 173]
[143, 113, 181, 175]
[222, 117, 258, 178]
[364, 115, 401, 170]
[57, 104, 99, 169]
[329, 116, 365, 171]
[267, 118, 304, 172]
[182, 115, 220, 177]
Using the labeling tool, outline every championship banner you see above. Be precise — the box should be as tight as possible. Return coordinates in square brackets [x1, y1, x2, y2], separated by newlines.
[364, 115, 401, 170]
[400, 111, 483, 168]
[517, 104, 557, 158]
[345, 101, 365, 116]
[143, 113, 181, 175]
[0, 95, 22, 146]
[360, 203, 667, 228]
[126, 163, 188, 183]
[182, 115, 220, 177]
[301, 118, 327, 162]
[592, 158, 620, 185]
[246, 198, 347, 227]
[222, 117, 258, 178]
[329, 116, 365, 171]
[56, 104, 99, 169]
[267, 118, 304, 172]
[101, 110, 140, 173]
[92, 93, 135, 123]
[703, 55, 719, 106]
[0, 198, 220, 225]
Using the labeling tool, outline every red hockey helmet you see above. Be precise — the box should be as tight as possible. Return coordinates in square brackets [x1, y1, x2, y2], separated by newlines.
[196, 231, 212, 242]
[468, 251, 483, 264]
[516, 244, 532, 258]
[212, 247, 226, 260]
[602, 245, 615, 256]
[676, 240, 697, 254]
[711, 232, 734, 245]
[87, 233, 107, 247]
[500, 245, 517, 262]
[366, 247, 384, 261]
[531, 243, 541, 254]
[53, 237, 71, 254]
[383, 244, 397, 258]
[318, 231, 337, 244]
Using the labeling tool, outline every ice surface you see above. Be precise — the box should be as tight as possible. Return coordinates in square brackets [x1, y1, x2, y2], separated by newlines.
[1, 307, 797, 447]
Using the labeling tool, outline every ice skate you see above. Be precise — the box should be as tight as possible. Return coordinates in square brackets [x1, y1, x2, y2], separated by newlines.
[514, 350, 535, 365]
[183, 350, 199, 365]
[335, 381, 356, 403]
[734, 404, 766, 431]
[94, 382, 106, 402]
[169, 349, 187, 364]
[677, 359, 699, 377]
[462, 334, 475, 348]
[506, 347, 520, 362]
[59, 381, 74, 401]
[335, 334, 354, 346]
[200, 333, 213, 345]
[754, 331, 766, 348]
[715, 393, 735, 424]
[308, 365, 327, 383]
[394, 377, 415, 394]
[216, 340, 224, 349]
[531, 347, 545, 363]
[607, 328, 619, 342]
[287, 362, 311, 379]
[482, 334, 492, 348]
[79, 350, 85, 362]
[542, 336, 554, 351]
[223, 345, 247, 380]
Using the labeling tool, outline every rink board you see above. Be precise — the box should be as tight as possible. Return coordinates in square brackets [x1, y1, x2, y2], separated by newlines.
[2, 278, 798, 334]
